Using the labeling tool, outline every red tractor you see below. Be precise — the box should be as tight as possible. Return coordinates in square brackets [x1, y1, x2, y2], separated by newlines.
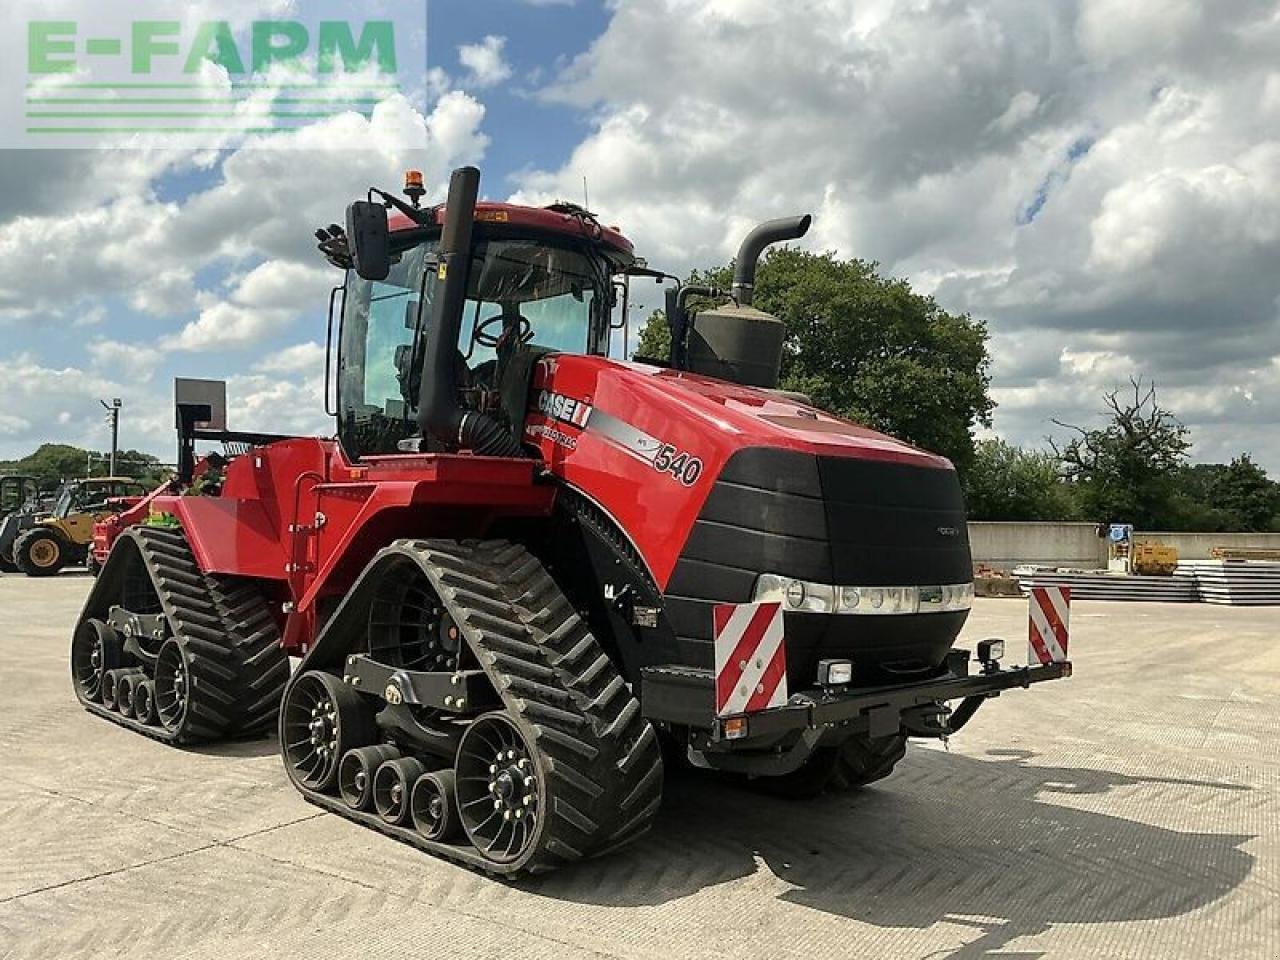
[73, 167, 1069, 874]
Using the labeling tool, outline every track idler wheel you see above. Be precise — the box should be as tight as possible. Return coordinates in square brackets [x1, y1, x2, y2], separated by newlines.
[373, 758, 427, 826]
[283, 672, 377, 793]
[133, 680, 157, 724]
[339, 745, 400, 811]
[411, 770, 460, 842]
[71, 619, 123, 704]
[154, 639, 194, 735]
[102, 668, 138, 713]
[456, 713, 543, 865]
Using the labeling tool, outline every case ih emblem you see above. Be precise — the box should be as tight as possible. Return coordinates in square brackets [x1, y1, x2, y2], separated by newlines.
[1028, 586, 1070, 665]
[536, 390, 592, 428]
[713, 602, 787, 717]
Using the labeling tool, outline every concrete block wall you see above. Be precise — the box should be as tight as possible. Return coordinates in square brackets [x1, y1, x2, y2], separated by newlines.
[968, 522, 1280, 570]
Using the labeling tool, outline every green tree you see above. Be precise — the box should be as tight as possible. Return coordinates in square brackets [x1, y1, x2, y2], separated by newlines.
[633, 249, 993, 469]
[1212, 454, 1278, 532]
[1050, 379, 1190, 529]
[1, 443, 91, 488]
[963, 439, 1079, 521]
[634, 308, 670, 361]
[0, 443, 169, 490]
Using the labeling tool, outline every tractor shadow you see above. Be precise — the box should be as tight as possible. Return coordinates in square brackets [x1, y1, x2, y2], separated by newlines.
[527, 747, 1255, 957]
[189, 734, 281, 760]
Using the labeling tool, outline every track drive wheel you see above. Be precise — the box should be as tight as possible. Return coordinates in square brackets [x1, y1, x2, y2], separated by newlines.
[456, 712, 549, 866]
[283, 671, 378, 793]
[71, 619, 123, 703]
[15, 529, 66, 577]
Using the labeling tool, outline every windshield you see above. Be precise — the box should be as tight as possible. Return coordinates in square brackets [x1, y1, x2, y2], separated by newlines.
[338, 235, 612, 458]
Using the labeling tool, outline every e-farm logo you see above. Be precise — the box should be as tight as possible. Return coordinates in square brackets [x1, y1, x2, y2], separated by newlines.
[9, 3, 427, 148]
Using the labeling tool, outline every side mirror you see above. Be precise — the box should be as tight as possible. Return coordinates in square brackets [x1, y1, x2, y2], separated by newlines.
[346, 201, 392, 282]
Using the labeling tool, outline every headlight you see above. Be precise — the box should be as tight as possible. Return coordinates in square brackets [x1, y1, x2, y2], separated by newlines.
[753, 576, 974, 616]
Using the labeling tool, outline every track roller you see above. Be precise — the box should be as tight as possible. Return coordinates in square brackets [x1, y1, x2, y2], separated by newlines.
[71, 619, 122, 704]
[102, 668, 136, 713]
[133, 680, 157, 724]
[116, 671, 145, 717]
[374, 758, 427, 826]
[411, 770, 460, 842]
[283, 671, 377, 792]
[339, 745, 401, 811]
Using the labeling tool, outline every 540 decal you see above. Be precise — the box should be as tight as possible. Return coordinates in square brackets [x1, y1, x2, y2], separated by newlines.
[653, 444, 703, 486]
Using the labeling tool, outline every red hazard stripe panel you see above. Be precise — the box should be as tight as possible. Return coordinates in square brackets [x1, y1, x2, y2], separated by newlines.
[714, 602, 787, 717]
[1028, 586, 1070, 665]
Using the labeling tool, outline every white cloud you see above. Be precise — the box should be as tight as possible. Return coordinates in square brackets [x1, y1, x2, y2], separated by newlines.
[88, 340, 163, 381]
[254, 342, 327, 375]
[459, 36, 514, 89]
[514, 0, 1280, 470]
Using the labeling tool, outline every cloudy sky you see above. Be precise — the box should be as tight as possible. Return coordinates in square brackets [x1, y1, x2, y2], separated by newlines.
[1, 0, 1278, 473]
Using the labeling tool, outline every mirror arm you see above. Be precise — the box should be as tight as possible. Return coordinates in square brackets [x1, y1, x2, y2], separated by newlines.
[369, 188, 434, 227]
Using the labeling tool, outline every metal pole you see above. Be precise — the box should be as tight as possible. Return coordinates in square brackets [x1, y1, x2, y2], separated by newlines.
[100, 399, 121, 476]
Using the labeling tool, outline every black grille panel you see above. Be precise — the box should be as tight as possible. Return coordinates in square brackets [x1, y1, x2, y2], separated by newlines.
[664, 446, 972, 681]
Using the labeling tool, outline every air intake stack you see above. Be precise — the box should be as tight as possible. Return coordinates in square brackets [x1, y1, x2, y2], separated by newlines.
[684, 215, 812, 389]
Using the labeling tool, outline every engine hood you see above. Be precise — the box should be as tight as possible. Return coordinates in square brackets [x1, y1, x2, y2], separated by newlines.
[609, 358, 951, 470]
[526, 353, 958, 589]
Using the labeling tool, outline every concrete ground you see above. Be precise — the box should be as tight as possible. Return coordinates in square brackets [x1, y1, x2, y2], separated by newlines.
[1, 574, 1276, 960]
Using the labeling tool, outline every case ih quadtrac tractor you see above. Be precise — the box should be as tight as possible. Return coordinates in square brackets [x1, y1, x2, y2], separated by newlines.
[73, 167, 1069, 874]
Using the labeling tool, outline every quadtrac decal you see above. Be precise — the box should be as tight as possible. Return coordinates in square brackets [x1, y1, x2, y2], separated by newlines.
[587, 408, 704, 488]
[529, 387, 705, 487]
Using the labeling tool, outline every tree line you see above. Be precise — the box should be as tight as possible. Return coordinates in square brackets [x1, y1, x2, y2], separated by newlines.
[0, 443, 170, 491]
[635, 250, 1277, 533]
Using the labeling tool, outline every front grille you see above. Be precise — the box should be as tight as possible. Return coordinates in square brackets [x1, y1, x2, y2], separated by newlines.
[663, 447, 971, 683]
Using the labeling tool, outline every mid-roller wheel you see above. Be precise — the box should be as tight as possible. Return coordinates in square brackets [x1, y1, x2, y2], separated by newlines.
[102, 668, 136, 712]
[339, 745, 401, 811]
[71, 619, 122, 703]
[282, 671, 377, 793]
[455, 713, 543, 866]
[411, 770, 460, 842]
[116, 671, 145, 716]
[373, 758, 428, 826]
[133, 680, 157, 724]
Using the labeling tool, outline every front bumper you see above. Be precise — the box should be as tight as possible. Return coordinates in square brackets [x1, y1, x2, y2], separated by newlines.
[641, 648, 1071, 741]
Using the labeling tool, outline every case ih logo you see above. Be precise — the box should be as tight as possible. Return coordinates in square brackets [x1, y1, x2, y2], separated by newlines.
[10, 2, 426, 149]
[536, 391, 592, 429]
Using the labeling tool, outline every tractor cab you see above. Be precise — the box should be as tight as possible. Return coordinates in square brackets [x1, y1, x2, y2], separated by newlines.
[0, 475, 40, 516]
[329, 189, 635, 459]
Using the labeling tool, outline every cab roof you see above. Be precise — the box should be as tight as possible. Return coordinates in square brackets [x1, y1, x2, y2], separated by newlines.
[388, 201, 635, 260]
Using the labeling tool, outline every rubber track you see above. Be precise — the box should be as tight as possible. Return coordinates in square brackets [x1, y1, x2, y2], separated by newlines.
[289, 539, 664, 875]
[75, 526, 288, 744]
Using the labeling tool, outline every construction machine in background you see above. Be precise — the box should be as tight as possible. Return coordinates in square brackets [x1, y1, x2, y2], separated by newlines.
[0, 475, 44, 572]
[8, 478, 147, 577]
[72, 166, 1070, 874]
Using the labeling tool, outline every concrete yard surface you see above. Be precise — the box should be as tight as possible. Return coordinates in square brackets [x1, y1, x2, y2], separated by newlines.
[1, 573, 1277, 959]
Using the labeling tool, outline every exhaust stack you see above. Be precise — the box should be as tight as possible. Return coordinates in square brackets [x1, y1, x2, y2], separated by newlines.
[685, 214, 812, 389]
[417, 166, 522, 457]
[730, 215, 812, 307]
